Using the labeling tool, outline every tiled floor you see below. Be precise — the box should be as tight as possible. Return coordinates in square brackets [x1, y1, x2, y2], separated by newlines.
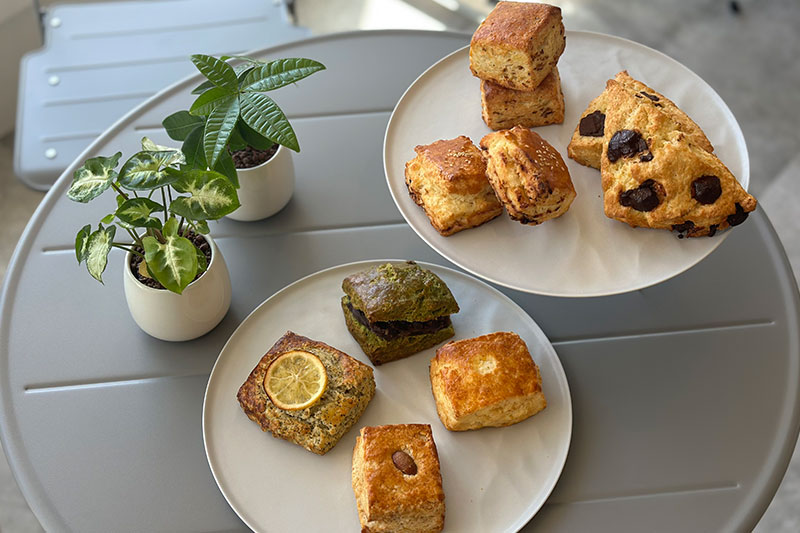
[1, 0, 798, 530]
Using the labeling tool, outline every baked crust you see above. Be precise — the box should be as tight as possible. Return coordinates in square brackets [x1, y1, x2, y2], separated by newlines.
[430, 332, 546, 431]
[480, 66, 564, 130]
[600, 80, 756, 237]
[469, 1, 565, 90]
[237, 331, 375, 455]
[567, 71, 714, 169]
[480, 125, 576, 225]
[404, 136, 502, 236]
[352, 424, 445, 533]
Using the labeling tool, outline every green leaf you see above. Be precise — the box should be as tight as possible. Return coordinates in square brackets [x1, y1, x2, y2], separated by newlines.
[169, 169, 240, 220]
[85, 225, 116, 283]
[191, 54, 238, 90]
[204, 96, 240, 168]
[163, 216, 179, 237]
[190, 79, 215, 95]
[116, 198, 164, 229]
[227, 123, 248, 152]
[189, 86, 236, 117]
[75, 224, 91, 263]
[240, 92, 299, 152]
[213, 149, 239, 188]
[163, 111, 204, 141]
[236, 120, 276, 151]
[191, 220, 210, 235]
[67, 152, 122, 203]
[118, 151, 181, 191]
[141, 137, 185, 167]
[142, 234, 197, 294]
[240, 58, 325, 93]
[181, 126, 207, 170]
[100, 213, 115, 225]
[196, 246, 208, 275]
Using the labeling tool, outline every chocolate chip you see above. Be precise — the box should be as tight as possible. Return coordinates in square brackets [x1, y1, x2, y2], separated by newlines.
[727, 203, 749, 227]
[640, 91, 660, 102]
[620, 179, 662, 212]
[579, 110, 605, 137]
[608, 130, 648, 162]
[640, 152, 654, 162]
[654, 103, 664, 108]
[635, 94, 643, 98]
[392, 451, 417, 475]
[691, 175, 722, 204]
[708, 224, 718, 237]
[672, 220, 695, 239]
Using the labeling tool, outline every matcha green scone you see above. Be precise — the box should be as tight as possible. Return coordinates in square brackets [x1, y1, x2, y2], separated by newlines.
[341, 262, 459, 365]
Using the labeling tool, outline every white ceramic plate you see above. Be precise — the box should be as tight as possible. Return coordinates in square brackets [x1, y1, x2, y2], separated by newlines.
[203, 260, 571, 532]
[384, 31, 750, 297]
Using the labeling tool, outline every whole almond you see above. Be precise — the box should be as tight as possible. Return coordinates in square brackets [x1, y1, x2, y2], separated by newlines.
[392, 450, 417, 475]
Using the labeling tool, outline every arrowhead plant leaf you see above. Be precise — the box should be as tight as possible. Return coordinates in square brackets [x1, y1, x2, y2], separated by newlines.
[240, 58, 325, 93]
[67, 152, 122, 203]
[240, 92, 299, 152]
[140, 137, 185, 167]
[142, 234, 197, 294]
[118, 151, 181, 190]
[85, 225, 116, 283]
[75, 225, 91, 263]
[116, 198, 164, 229]
[169, 169, 240, 220]
[203, 96, 240, 168]
[191, 54, 238, 90]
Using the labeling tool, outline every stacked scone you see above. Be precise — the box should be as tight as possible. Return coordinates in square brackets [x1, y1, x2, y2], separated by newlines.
[470, 1, 566, 130]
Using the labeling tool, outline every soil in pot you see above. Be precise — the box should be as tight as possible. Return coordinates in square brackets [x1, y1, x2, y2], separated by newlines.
[129, 232, 212, 290]
[231, 144, 278, 169]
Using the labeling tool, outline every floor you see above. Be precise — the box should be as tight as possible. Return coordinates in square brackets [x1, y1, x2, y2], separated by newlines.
[0, 0, 798, 530]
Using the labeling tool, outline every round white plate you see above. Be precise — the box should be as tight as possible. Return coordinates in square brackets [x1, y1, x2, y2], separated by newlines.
[203, 260, 571, 532]
[384, 31, 750, 297]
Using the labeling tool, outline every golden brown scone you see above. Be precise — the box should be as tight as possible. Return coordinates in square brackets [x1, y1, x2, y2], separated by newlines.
[430, 332, 546, 431]
[352, 424, 445, 533]
[480, 125, 575, 225]
[405, 136, 502, 236]
[469, 2, 565, 91]
[480, 66, 564, 130]
[237, 331, 375, 455]
[567, 71, 714, 169]
[600, 80, 756, 237]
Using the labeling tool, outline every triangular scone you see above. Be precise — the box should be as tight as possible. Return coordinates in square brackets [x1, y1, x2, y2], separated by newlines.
[600, 80, 756, 237]
[567, 71, 713, 169]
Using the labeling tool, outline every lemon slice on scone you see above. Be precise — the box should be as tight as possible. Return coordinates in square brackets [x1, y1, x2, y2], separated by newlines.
[264, 350, 328, 410]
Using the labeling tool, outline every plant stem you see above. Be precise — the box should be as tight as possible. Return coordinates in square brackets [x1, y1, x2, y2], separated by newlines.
[160, 187, 168, 221]
[112, 244, 143, 257]
[111, 182, 129, 200]
[179, 217, 186, 236]
[124, 227, 143, 249]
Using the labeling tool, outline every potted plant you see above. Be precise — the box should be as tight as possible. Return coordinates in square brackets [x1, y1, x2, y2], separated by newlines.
[67, 137, 240, 341]
[162, 54, 325, 221]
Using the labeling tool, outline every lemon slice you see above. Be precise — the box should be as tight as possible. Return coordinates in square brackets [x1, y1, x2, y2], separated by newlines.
[264, 350, 328, 410]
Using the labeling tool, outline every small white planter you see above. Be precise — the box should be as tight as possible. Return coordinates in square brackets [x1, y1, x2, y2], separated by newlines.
[226, 144, 294, 222]
[123, 235, 232, 342]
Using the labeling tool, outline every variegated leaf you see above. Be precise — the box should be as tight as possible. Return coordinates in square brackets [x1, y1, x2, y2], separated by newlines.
[141, 137, 185, 167]
[75, 224, 91, 263]
[240, 58, 325, 93]
[118, 151, 181, 191]
[203, 96, 240, 168]
[142, 234, 197, 294]
[169, 170, 240, 221]
[67, 152, 122, 203]
[240, 93, 299, 152]
[85, 225, 116, 283]
[116, 198, 164, 229]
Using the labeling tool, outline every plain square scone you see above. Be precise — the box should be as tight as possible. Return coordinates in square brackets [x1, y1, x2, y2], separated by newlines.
[480, 125, 575, 225]
[600, 80, 756, 237]
[237, 331, 375, 455]
[567, 70, 714, 169]
[469, 1, 565, 90]
[352, 424, 445, 533]
[480, 66, 564, 130]
[404, 136, 502, 236]
[430, 332, 546, 431]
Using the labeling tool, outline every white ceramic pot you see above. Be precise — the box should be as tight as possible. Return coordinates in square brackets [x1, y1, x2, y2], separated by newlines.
[123, 235, 232, 342]
[226, 144, 294, 222]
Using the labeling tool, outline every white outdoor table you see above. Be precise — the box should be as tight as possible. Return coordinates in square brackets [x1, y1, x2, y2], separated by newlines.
[1, 30, 799, 532]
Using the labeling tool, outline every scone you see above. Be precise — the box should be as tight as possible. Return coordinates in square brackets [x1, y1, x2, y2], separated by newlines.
[404, 136, 502, 236]
[341, 262, 459, 365]
[600, 80, 757, 237]
[480, 66, 564, 130]
[567, 71, 714, 169]
[469, 1, 565, 90]
[480, 125, 576, 225]
[237, 331, 375, 455]
[430, 332, 546, 431]
[352, 424, 445, 533]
